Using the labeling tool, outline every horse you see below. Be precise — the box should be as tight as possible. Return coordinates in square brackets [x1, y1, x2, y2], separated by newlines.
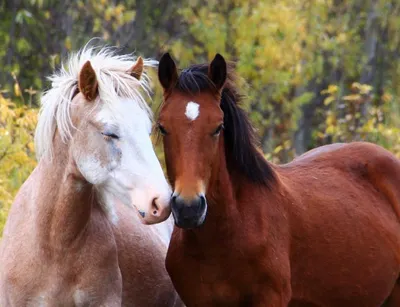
[156, 52, 400, 306]
[0, 46, 183, 306]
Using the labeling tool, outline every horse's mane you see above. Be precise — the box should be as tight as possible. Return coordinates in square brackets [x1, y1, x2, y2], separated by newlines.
[173, 63, 276, 187]
[35, 45, 157, 160]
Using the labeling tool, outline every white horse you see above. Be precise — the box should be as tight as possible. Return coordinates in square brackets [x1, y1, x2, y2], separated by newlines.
[0, 46, 182, 306]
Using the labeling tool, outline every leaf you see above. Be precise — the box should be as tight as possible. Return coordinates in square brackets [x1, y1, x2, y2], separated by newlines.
[15, 10, 33, 24]
[382, 93, 393, 103]
[292, 92, 314, 106]
[326, 125, 336, 135]
[14, 83, 21, 97]
[359, 84, 373, 95]
[343, 94, 361, 102]
[123, 10, 136, 23]
[326, 113, 336, 126]
[321, 85, 338, 95]
[273, 145, 283, 154]
[65, 37, 72, 51]
[324, 96, 335, 106]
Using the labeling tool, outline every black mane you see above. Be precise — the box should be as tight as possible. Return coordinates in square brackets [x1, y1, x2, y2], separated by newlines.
[174, 63, 276, 187]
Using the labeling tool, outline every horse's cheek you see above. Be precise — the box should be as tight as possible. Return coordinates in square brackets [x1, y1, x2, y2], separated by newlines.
[71, 131, 113, 184]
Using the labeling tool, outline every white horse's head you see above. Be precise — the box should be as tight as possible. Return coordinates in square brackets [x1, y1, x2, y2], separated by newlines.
[35, 46, 171, 224]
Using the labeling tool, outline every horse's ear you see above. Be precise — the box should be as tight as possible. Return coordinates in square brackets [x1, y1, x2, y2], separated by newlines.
[129, 56, 144, 80]
[208, 53, 227, 91]
[158, 53, 178, 92]
[79, 61, 98, 102]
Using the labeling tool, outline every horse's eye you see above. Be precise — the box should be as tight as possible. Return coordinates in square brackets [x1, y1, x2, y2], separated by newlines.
[157, 123, 168, 136]
[212, 124, 224, 136]
[102, 132, 120, 140]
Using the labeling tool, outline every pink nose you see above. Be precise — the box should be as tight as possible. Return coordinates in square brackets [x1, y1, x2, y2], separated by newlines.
[139, 197, 171, 225]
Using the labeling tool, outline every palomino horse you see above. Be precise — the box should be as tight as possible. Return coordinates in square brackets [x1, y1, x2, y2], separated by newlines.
[156, 53, 400, 306]
[0, 47, 182, 306]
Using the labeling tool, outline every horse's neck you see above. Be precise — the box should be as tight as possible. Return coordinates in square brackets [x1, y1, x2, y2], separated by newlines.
[34, 140, 96, 249]
[207, 151, 237, 220]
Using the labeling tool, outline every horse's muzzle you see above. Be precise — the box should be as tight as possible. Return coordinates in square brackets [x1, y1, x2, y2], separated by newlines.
[171, 194, 207, 229]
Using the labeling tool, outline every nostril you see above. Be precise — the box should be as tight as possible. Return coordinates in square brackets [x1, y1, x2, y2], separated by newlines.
[171, 194, 185, 211]
[151, 197, 160, 216]
[199, 195, 206, 208]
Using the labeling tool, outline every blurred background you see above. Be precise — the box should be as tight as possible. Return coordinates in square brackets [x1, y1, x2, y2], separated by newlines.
[1, 0, 400, 234]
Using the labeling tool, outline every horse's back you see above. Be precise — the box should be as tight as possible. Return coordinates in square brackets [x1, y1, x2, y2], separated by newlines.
[287, 142, 400, 223]
[278, 142, 400, 306]
[292, 142, 346, 161]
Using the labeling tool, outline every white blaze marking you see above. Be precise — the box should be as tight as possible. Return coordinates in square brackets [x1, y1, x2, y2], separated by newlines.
[185, 101, 200, 121]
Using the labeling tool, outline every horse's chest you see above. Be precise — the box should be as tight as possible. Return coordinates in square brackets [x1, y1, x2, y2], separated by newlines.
[25, 289, 89, 307]
[1, 226, 121, 306]
[167, 250, 255, 306]
[3, 273, 90, 307]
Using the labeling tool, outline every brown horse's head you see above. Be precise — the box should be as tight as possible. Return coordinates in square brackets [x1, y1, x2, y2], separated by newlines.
[157, 53, 275, 229]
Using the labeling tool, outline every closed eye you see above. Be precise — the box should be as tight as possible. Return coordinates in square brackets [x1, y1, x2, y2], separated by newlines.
[102, 132, 120, 140]
[157, 123, 168, 136]
[212, 124, 224, 136]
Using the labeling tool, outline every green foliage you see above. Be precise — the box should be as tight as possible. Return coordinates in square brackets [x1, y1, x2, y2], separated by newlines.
[1, 0, 400, 235]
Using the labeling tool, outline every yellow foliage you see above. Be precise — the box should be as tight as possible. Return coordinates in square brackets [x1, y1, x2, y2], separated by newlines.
[318, 83, 400, 158]
[382, 93, 393, 103]
[65, 36, 72, 51]
[324, 96, 335, 106]
[273, 145, 283, 154]
[351, 82, 373, 95]
[326, 113, 336, 126]
[325, 125, 336, 135]
[321, 85, 338, 95]
[342, 94, 361, 102]
[0, 94, 38, 235]
[14, 83, 21, 97]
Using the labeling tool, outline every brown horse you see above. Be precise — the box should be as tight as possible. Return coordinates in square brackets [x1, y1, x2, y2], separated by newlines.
[0, 46, 183, 306]
[156, 52, 400, 306]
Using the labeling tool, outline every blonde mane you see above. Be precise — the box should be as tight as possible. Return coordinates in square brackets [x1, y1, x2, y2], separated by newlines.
[34, 45, 157, 160]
